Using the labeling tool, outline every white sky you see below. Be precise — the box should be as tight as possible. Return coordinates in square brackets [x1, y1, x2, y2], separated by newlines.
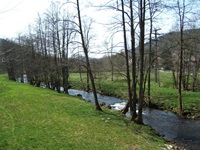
[0, 0, 115, 41]
[0, 0, 174, 39]
[0, 0, 50, 38]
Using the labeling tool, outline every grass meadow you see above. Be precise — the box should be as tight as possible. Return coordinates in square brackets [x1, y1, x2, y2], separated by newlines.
[0, 74, 171, 150]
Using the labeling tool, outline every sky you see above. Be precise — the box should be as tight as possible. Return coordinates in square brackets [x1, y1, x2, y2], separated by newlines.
[0, 0, 50, 38]
[0, 0, 174, 39]
[0, 0, 116, 41]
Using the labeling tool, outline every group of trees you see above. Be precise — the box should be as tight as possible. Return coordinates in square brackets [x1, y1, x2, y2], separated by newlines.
[1, 0, 200, 124]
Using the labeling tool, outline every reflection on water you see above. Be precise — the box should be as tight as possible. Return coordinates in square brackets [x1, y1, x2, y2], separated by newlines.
[69, 89, 200, 150]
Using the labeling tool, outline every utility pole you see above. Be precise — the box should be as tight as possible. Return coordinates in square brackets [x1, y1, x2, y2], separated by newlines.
[154, 28, 160, 84]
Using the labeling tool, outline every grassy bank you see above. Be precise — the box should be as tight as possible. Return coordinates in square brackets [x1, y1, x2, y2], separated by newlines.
[0, 74, 171, 150]
[69, 72, 200, 118]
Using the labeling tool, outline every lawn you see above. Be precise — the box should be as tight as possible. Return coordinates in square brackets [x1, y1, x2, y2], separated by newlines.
[0, 74, 171, 150]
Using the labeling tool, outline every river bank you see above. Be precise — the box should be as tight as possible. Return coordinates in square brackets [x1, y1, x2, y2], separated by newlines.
[68, 89, 200, 150]
[69, 72, 200, 120]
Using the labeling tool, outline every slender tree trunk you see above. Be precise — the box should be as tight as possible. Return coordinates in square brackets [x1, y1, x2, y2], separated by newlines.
[79, 64, 86, 91]
[86, 66, 90, 92]
[192, 62, 198, 92]
[120, 0, 134, 119]
[137, 0, 146, 124]
[182, 53, 186, 90]
[62, 66, 69, 94]
[172, 70, 177, 88]
[185, 55, 191, 90]
[130, 0, 137, 120]
[147, 0, 153, 107]
[178, 32, 183, 114]
[178, 0, 185, 115]
[111, 61, 114, 81]
[154, 29, 158, 83]
[76, 0, 102, 111]
[121, 101, 130, 115]
[62, 21, 71, 94]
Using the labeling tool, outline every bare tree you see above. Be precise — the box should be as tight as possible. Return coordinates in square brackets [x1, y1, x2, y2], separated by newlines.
[76, 0, 102, 111]
[129, 0, 137, 120]
[176, 0, 185, 114]
[137, 0, 147, 124]
[120, 0, 136, 120]
[168, 0, 200, 114]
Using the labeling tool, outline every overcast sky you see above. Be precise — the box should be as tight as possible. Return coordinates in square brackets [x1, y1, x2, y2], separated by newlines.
[0, 0, 175, 39]
[0, 0, 50, 38]
[0, 0, 113, 39]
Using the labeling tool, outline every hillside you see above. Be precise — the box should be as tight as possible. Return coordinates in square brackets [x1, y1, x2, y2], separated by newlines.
[0, 74, 173, 150]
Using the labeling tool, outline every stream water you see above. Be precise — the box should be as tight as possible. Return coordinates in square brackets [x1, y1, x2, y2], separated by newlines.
[68, 89, 200, 150]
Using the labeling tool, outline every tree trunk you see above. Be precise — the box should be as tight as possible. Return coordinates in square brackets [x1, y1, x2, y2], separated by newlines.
[120, 0, 135, 120]
[120, 101, 130, 114]
[76, 0, 102, 111]
[62, 66, 69, 94]
[192, 61, 198, 92]
[178, 48, 183, 115]
[172, 70, 177, 88]
[177, 0, 185, 115]
[137, 0, 146, 124]
[147, 0, 153, 107]
[185, 60, 190, 90]
[7, 64, 15, 81]
[86, 66, 90, 92]
[130, 0, 137, 120]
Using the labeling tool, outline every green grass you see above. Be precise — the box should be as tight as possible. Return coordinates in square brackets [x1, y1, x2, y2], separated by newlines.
[70, 72, 128, 98]
[150, 72, 200, 118]
[0, 74, 170, 149]
[69, 71, 200, 118]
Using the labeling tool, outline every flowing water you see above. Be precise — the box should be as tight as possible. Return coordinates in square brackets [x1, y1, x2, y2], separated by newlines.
[68, 89, 200, 150]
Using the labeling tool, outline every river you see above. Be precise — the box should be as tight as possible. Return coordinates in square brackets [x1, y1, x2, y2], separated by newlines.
[68, 89, 200, 150]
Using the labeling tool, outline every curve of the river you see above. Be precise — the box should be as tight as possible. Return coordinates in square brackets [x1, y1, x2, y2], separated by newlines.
[68, 89, 200, 150]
